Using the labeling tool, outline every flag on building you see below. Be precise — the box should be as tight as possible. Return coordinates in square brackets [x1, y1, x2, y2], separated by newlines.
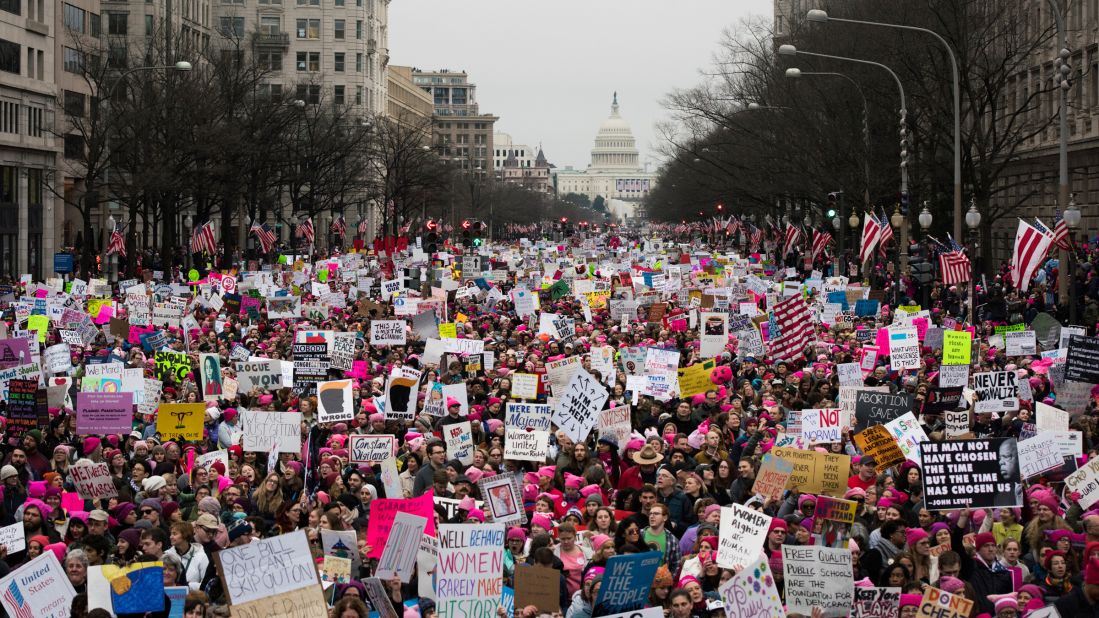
[330, 215, 346, 238]
[1052, 210, 1072, 251]
[782, 223, 801, 258]
[106, 222, 126, 258]
[811, 230, 832, 262]
[1011, 218, 1054, 292]
[250, 221, 276, 254]
[190, 221, 216, 255]
[859, 213, 882, 264]
[768, 295, 812, 362]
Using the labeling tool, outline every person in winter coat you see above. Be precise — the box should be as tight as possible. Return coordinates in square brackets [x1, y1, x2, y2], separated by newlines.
[1056, 557, 1099, 617]
[565, 571, 601, 618]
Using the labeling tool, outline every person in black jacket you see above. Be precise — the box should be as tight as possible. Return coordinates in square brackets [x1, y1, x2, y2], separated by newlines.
[1056, 556, 1099, 617]
[957, 531, 1012, 616]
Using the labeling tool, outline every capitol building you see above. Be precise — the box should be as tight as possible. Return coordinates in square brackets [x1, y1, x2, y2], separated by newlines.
[553, 94, 657, 221]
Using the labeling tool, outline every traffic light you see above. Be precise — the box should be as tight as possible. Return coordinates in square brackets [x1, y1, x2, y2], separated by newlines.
[826, 193, 837, 219]
[461, 219, 472, 248]
[424, 219, 438, 254]
[909, 243, 933, 284]
[472, 221, 484, 247]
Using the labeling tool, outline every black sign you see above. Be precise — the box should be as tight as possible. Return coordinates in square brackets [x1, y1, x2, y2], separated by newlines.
[7, 379, 46, 438]
[1065, 335, 1099, 384]
[854, 391, 912, 431]
[923, 387, 964, 415]
[292, 342, 329, 396]
[922, 438, 1022, 510]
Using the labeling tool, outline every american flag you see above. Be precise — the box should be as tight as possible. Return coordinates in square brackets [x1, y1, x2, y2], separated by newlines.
[783, 223, 801, 258]
[859, 213, 882, 264]
[297, 217, 315, 244]
[1052, 210, 1072, 251]
[190, 221, 216, 255]
[768, 295, 812, 362]
[811, 230, 832, 262]
[4, 580, 32, 618]
[106, 221, 126, 257]
[749, 225, 763, 252]
[876, 209, 894, 258]
[726, 217, 739, 236]
[935, 235, 971, 285]
[1011, 218, 1054, 292]
[250, 220, 276, 254]
[330, 215, 346, 238]
[358, 217, 368, 236]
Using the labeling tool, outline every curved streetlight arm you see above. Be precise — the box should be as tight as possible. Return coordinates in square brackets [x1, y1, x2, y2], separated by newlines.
[789, 49, 906, 112]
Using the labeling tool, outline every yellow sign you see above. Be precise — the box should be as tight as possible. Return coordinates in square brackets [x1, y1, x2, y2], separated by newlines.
[156, 403, 205, 441]
[772, 447, 851, 497]
[585, 292, 610, 309]
[942, 330, 972, 365]
[455, 313, 469, 324]
[27, 315, 49, 343]
[87, 298, 112, 318]
[898, 305, 922, 314]
[439, 323, 457, 339]
[677, 360, 716, 398]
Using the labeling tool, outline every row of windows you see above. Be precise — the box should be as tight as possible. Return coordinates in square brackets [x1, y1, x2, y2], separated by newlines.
[290, 51, 363, 72]
[295, 18, 361, 39]
[436, 121, 490, 130]
[0, 100, 46, 138]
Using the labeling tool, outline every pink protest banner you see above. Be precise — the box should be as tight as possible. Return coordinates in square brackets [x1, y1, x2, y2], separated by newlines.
[365, 490, 436, 559]
[76, 391, 134, 435]
[347, 360, 369, 380]
[128, 325, 156, 346]
[874, 327, 890, 356]
[92, 306, 114, 325]
[61, 491, 84, 513]
[913, 317, 929, 341]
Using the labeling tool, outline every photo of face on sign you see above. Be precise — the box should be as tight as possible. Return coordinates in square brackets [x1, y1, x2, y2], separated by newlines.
[489, 485, 517, 518]
[200, 353, 223, 402]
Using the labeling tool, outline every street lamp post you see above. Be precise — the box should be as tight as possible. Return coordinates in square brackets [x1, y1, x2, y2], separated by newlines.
[778, 45, 908, 204]
[919, 204, 933, 310]
[1064, 195, 1082, 324]
[1044, 0, 1073, 308]
[891, 205, 905, 305]
[806, 9, 962, 241]
[848, 210, 860, 278]
[966, 201, 982, 325]
[106, 214, 116, 282]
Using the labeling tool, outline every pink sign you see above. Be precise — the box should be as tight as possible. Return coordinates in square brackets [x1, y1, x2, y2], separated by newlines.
[76, 391, 134, 435]
[913, 317, 929, 341]
[365, 490, 436, 559]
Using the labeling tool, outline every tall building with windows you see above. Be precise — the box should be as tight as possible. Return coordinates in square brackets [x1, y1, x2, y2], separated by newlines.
[387, 63, 431, 125]
[0, 0, 60, 279]
[412, 68, 497, 172]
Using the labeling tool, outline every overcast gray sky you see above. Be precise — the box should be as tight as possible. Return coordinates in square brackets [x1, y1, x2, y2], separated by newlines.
[388, 0, 772, 171]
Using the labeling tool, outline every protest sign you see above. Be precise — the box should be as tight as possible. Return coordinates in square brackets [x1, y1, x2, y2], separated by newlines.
[772, 447, 851, 497]
[70, 459, 117, 500]
[317, 379, 353, 423]
[76, 391, 134, 435]
[551, 368, 609, 443]
[1037, 401, 1070, 432]
[511, 373, 539, 400]
[478, 473, 525, 526]
[924, 386, 964, 415]
[1018, 432, 1064, 479]
[888, 326, 920, 370]
[155, 403, 204, 441]
[972, 371, 1019, 413]
[349, 435, 397, 464]
[515, 565, 561, 614]
[437, 524, 505, 618]
[801, 408, 843, 444]
[198, 353, 223, 402]
[854, 391, 913, 431]
[885, 412, 929, 464]
[853, 425, 906, 471]
[782, 545, 854, 618]
[922, 438, 1022, 509]
[444, 421, 475, 465]
[7, 379, 46, 438]
[945, 410, 971, 437]
[319, 556, 351, 584]
[699, 312, 728, 358]
[240, 411, 302, 453]
[0, 552, 76, 618]
[917, 586, 972, 618]
[942, 330, 972, 365]
[218, 529, 317, 605]
[329, 332, 356, 371]
[718, 554, 784, 618]
[814, 496, 858, 523]
[371, 320, 407, 346]
[155, 350, 192, 382]
[1066, 456, 1099, 509]
[384, 366, 422, 422]
[0, 522, 24, 554]
[597, 404, 631, 454]
[852, 587, 901, 618]
[375, 511, 428, 583]
[1066, 334, 1099, 384]
[938, 364, 970, 388]
[716, 503, 770, 570]
[1005, 330, 1037, 356]
[366, 491, 437, 559]
[837, 362, 862, 387]
[753, 455, 795, 501]
[592, 551, 662, 616]
[544, 355, 582, 393]
[677, 360, 716, 398]
[505, 402, 552, 431]
[44, 343, 72, 374]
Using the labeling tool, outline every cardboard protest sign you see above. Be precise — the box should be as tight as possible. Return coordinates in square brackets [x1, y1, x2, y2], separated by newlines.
[888, 326, 920, 370]
[349, 434, 396, 464]
[156, 403, 205, 441]
[515, 565, 561, 614]
[854, 391, 912, 431]
[366, 491, 437, 559]
[596, 404, 631, 454]
[591, 551, 662, 616]
[375, 511, 427, 583]
[1066, 456, 1099, 509]
[815, 496, 858, 523]
[384, 366, 422, 422]
[837, 362, 862, 387]
[510, 373, 539, 399]
[772, 447, 851, 497]
[0, 552, 76, 618]
[852, 587, 900, 618]
[922, 438, 1022, 510]
[1066, 334, 1099, 384]
[198, 353, 223, 402]
[1037, 401, 1070, 432]
[240, 411, 302, 453]
[218, 530, 318, 605]
[329, 332, 357, 371]
[801, 408, 843, 443]
[752, 455, 795, 501]
[716, 503, 770, 570]
[1018, 432, 1065, 479]
[76, 391, 134, 435]
[88, 561, 165, 614]
[942, 330, 972, 365]
[552, 368, 609, 443]
[972, 371, 1019, 413]
[444, 421, 475, 465]
[917, 586, 972, 618]
[44, 343, 72, 374]
[319, 556, 351, 584]
[1005, 330, 1037, 356]
[437, 524, 504, 618]
[719, 553, 784, 618]
[783, 545, 854, 618]
[478, 473, 525, 526]
[371, 320, 407, 346]
[853, 426, 906, 471]
[317, 379, 353, 423]
[70, 459, 117, 500]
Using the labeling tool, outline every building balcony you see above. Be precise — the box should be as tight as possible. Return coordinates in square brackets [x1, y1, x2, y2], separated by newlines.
[253, 31, 289, 47]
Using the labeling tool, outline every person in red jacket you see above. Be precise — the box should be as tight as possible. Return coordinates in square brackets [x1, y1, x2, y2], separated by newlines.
[620, 444, 662, 492]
